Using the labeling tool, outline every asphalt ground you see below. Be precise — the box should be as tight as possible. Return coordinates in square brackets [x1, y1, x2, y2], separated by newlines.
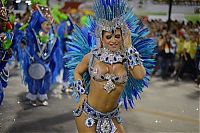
[0, 69, 199, 133]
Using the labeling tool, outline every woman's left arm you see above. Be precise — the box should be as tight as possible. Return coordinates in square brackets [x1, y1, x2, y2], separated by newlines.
[129, 65, 146, 80]
[125, 46, 146, 80]
[124, 29, 146, 80]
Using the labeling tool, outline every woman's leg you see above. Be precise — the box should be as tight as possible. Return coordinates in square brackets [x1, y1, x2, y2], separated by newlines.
[112, 119, 126, 133]
[75, 112, 96, 133]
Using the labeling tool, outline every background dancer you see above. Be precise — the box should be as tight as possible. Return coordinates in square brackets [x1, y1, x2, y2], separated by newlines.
[19, 3, 62, 106]
[0, 0, 15, 105]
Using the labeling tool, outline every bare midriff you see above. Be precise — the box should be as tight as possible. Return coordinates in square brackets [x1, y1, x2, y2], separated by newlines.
[87, 79, 125, 113]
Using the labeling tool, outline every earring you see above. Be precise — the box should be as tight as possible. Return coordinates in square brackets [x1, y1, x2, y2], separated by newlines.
[100, 38, 104, 48]
[100, 41, 103, 48]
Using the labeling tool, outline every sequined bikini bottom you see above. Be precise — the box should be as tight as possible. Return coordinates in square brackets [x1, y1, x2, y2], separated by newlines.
[73, 101, 123, 133]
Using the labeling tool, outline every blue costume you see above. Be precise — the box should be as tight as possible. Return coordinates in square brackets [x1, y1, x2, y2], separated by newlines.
[64, 0, 156, 132]
[18, 5, 62, 106]
[57, 18, 73, 83]
[0, 32, 13, 105]
[0, 2, 14, 105]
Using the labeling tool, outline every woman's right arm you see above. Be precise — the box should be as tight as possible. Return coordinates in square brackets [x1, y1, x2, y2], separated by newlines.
[74, 53, 91, 110]
[74, 53, 91, 80]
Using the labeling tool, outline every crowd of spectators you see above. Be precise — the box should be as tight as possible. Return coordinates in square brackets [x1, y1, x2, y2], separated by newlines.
[147, 19, 200, 87]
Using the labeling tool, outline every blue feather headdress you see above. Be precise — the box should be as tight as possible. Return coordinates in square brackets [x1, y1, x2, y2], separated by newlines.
[93, 0, 128, 38]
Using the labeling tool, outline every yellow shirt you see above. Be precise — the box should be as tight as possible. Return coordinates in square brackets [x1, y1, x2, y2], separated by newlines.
[184, 41, 190, 53]
[175, 37, 185, 54]
[188, 41, 197, 59]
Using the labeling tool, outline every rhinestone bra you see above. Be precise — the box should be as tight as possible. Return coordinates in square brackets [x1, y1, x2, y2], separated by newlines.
[89, 48, 128, 93]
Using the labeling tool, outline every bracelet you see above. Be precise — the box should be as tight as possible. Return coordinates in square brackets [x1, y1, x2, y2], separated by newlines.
[73, 80, 86, 96]
[126, 47, 143, 68]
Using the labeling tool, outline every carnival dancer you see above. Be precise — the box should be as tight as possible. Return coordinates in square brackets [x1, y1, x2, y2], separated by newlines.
[0, 0, 14, 105]
[51, 6, 73, 95]
[19, 4, 62, 106]
[64, 0, 156, 132]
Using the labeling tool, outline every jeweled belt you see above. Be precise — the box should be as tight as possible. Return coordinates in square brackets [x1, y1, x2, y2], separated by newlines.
[73, 101, 123, 133]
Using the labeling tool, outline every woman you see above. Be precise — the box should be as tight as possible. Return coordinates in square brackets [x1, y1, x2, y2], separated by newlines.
[64, 0, 156, 132]
[74, 29, 146, 132]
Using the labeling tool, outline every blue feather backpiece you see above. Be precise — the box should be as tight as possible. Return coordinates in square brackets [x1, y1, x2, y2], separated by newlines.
[64, 0, 156, 108]
[63, 23, 96, 101]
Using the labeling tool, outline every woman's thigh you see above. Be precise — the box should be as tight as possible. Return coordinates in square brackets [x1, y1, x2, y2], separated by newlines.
[75, 112, 96, 133]
[112, 119, 126, 133]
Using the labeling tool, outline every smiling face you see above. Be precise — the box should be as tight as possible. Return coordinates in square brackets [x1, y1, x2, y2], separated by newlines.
[41, 21, 50, 33]
[101, 28, 123, 52]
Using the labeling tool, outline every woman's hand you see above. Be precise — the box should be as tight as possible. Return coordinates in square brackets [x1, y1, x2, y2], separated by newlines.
[124, 27, 132, 48]
[75, 94, 87, 110]
[73, 94, 87, 117]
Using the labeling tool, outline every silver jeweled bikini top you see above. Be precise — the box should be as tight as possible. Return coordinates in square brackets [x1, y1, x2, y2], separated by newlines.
[89, 48, 128, 85]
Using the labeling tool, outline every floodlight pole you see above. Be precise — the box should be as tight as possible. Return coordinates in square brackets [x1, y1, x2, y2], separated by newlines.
[168, 0, 173, 31]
